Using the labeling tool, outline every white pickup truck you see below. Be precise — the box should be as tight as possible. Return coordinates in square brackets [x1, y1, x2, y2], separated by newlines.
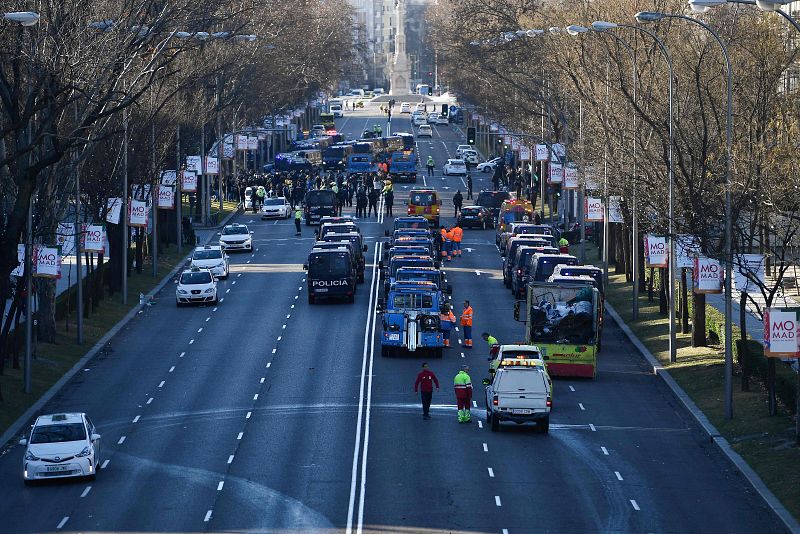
[483, 359, 552, 433]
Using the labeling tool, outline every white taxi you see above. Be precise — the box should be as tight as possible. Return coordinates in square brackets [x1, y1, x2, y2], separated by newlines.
[190, 245, 229, 278]
[219, 223, 253, 252]
[20, 413, 101, 484]
[176, 267, 218, 306]
[260, 197, 291, 219]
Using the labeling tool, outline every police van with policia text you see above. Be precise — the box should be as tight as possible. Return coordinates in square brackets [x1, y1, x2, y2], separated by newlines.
[304, 248, 357, 304]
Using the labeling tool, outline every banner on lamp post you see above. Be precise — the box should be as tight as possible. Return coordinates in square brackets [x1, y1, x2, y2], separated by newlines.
[734, 253, 766, 293]
[157, 185, 175, 209]
[511, 137, 520, 151]
[644, 235, 669, 267]
[56, 223, 75, 256]
[205, 157, 219, 175]
[128, 199, 148, 227]
[585, 197, 604, 222]
[83, 224, 106, 253]
[608, 196, 624, 223]
[181, 170, 198, 192]
[535, 144, 549, 161]
[693, 256, 723, 294]
[236, 134, 248, 150]
[551, 143, 566, 161]
[105, 198, 122, 224]
[584, 165, 600, 191]
[34, 246, 61, 279]
[11, 244, 25, 277]
[675, 234, 701, 269]
[563, 164, 578, 190]
[247, 136, 258, 150]
[160, 170, 177, 186]
[764, 307, 800, 358]
[548, 163, 563, 184]
[519, 145, 531, 161]
[185, 155, 202, 173]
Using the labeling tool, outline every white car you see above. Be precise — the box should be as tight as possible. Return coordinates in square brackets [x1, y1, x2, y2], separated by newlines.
[400, 103, 411, 113]
[427, 113, 440, 124]
[484, 358, 552, 432]
[176, 267, 218, 306]
[443, 159, 467, 176]
[435, 114, 449, 125]
[462, 149, 479, 165]
[20, 413, 101, 484]
[219, 223, 253, 251]
[261, 196, 291, 219]
[190, 245, 229, 278]
[412, 115, 426, 126]
[243, 186, 253, 211]
[417, 125, 433, 138]
[330, 104, 343, 118]
[456, 144, 472, 157]
[477, 157, 503, 173]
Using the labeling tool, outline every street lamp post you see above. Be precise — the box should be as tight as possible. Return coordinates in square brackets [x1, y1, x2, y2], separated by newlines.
[689, 0, 800, 32]
[636, 10, 734, 418]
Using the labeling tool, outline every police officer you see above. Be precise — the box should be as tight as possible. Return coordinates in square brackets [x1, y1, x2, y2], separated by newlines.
[426, 155, 435, 177]
[453, 190, 463, 217]
[294, 207, 302, 235]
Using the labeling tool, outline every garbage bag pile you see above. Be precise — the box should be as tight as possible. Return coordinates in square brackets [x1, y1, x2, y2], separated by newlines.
[529, 299, 595, 344]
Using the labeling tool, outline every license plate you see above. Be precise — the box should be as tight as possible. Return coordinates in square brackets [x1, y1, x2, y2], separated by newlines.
[46, 465, 69, 472]
[511, 409, 532, 415]
[388, 333, 400, 340]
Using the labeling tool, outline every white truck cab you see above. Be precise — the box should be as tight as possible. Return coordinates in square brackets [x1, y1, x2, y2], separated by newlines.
[484, 359, 552, 433]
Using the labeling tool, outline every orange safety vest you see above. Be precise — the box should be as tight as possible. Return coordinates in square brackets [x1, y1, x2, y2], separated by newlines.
[441, 228, 449, 241]
[452, 226, 463, 242]
[445, 229, 454, 242]
[461, 305, 473, 326]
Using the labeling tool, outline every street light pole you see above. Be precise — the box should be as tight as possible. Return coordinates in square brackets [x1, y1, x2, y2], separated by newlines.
[636, 10, 734, 417]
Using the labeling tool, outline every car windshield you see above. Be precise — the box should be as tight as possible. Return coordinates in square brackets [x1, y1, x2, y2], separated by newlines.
[396, 220, 429, 230]
[449, 160, 465, 166]
[535, 258, 578, 281]
[397, 271, 438, 285]
[409, 192, 436, 206]
[478, 192, 511, 208]
[462, 208, 481, 214]
[322, 224, 357, 237]
[193, 249, 222, 260]
[31, 423, 86, 444]
[392, 292, 434, 309]
[180, 271, 213, 284]
[308, 252, 351, 277]
[263, 198, 284, 206]
[306, 190, 337, 205]
[222, 226, 248, 235]
[502, 209, 532, 224]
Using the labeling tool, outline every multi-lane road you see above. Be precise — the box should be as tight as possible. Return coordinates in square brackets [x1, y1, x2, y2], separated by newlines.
[0, 104, 787, 533]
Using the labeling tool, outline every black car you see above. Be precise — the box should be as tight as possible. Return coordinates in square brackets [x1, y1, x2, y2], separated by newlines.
[304, 189, 337, 225]
[475, 190, 511, 219]
[458, 206, 494, 229]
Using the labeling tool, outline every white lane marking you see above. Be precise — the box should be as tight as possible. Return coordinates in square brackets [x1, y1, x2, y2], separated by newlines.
[217, 481, 224, 491]
[189, 339, 194, 345]
[198, 328, 203, 333]
[169, 366, 175, 373]
[282, 324, 286, 330]
[179, 351, 186, 358]
[458, 339, 462, 345]
[291, 304, 295, 309]
[260, 377, 265, 384]
[347, 241, 381, 534]
[246, 260, 251, 264]
[483, 443, 488, 452]
[579, 403, 585, 411]
[101, 459, 110, 469]
[238, 273, 243, 277]
[267, 362, 272, 368]
[569, 386, 576, 392]
[220, 298, 224, 302]
[495, 496, 502, 507]
[213, 307, 218, 312]
[630, 500, 640, 511]
[147, 397, 153, 405]
[478, 420, 483, 428]
[286, 314, 291, 319]
[472, 400, 477, 408]
[132, 415, 140, 423]
[226, 289, 231, 293]
[277, 336, 282, 341]
[272, 348, 277, 354]
[590, 424, 596, 432]
[57, 517, 69, 529]
[80, 486, 92, 498]
[295, 295, 299, 300]
[204, 510, 213, 522]
[615, 471, 623, 481]
[601, 446, 609, 455]
[227, 455, 234, 464]
[158, 381, 165, 388]
[460, 352, 465, 358]
[237, 432, 243, 440]
[205, 317, 210, 322]
[232, 281, 236, 285]
[246, 411, 252, 419]
[117, 436, 126, 444]
[298, 286, 302, 290]
[253, 394, 259, 400]
[503, 530, 509, 534]
[455, 327, 459, 332]
[488, 467, 495, 478]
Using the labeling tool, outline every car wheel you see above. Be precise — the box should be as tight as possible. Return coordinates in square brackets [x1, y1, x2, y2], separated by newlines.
[176, 301, 182, 307]
[23, 479, 33, 487]
[538, 416, 550, 434]
[490, 413, 499, 432]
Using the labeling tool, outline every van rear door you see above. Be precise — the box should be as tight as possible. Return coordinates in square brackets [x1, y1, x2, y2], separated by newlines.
[494, 370, 549, 411]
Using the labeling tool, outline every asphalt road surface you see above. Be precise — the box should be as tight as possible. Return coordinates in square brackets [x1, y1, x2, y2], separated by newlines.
[0, 106, 786, 534]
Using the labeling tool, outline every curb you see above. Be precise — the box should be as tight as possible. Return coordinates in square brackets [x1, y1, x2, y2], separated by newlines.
[605, 301, 800, 534]
[0, 206, 242, 450]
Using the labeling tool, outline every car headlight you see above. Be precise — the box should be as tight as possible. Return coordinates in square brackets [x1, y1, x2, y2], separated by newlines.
[76, 446, 92, 458]
[24, 450, 40, 461]
[177, 289, 188, 295]
[204, 288, 215, 294]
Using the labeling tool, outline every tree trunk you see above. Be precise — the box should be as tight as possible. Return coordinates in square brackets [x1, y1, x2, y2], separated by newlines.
[659, 267, 667, 315]
[638, 237, 647, 292]
[0, 299, 17, 375]
[691, 293, 707, 347]
[740, 291, 749, 392]
[135, 227, 143, 274]
[35, 278, 57, 343]
[680, 268, 690, 333]
[648, 267, 654, 303]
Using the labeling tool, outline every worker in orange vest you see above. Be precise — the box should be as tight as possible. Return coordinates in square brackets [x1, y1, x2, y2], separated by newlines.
[439, 303, 456, 347]
[460, 300, 473, 347]
[444, 226, 455, 261]
[440, 226, 451, 261]
[451, 223, 463, 257]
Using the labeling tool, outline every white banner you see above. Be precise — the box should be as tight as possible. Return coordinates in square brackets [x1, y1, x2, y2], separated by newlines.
[236, 135, 248, 150]
[608, 196, 624, 223]
[182, 170, 198, 192]
[503, 135, 512, 145]
[83, 224, 106, 253]
[128, 199, 148, 227]
[205, 157, 219, 175]
[734, 253, 765, 293]
[511, 137, 520, 151]
[160, 170, 177, 186]
[34, 246, 61, 279]
[186, 155, 202, 173]
[490, 122, 499, 132]
[247, 136, 258, 150]
[563, 164, 578, 190]
[548, 162, 563, 184]
[644, 235, 669, 267]
[584, 165, 599, 191]
[585, 197, 604, 222]
[764, 308, 800, 357]
[535, 144, 549, 161]
[157, 185, 175, 209]
[105, 198, 122, 224]
[551, 143, 566, 161]
[223, 141, 234, 159]
[693, 256, 723, 294]
[11, 244, 25, 277]
[675, 234, 700, 269]
[56, 223, 76, 255]
[519, 145, 531, 161]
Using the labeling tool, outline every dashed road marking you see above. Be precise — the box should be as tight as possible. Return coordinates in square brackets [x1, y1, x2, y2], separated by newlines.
[282, 324, 286, 329]
[590, 424, 596, 432]
[488, 467, 495, 478]
[246, 411, 252, 419]
[495, 495, 502, 507]
[206, 317, 210, 322]
[147, 397, 153, 405]
[277, 336, 282, 341]
[286, 314, 291, 319]
[57, 517, 69, 529]
[237, 432, 244, 440]
[238, 273, 243, 277]
[260, 377, 265, 383]
[601, 446, 609, 455]
[158, 381, 165, 388]
[227, 455, 234, 464]
[615, 471, 623, 481]
[478, 420, 483, 428]
[232, 281, 236, 285]
[226, 289, 231, 293]
[117, 436, 126, 445]
[267, 362, 272, 368]
[217, 481, 224, 491]
[472, 400, 477, 408]
[132, 415, 140, 423]
[80, 486, 92, 498]
[169, 366, 175, 373]
[483, 443, 488, 452]
[180, 351, 186, 358]
[298, 286, 302, 290]
[213, 307, 218, 312]
[295, 295, 299, 300]
[189, 339, 194, 345]
[569, 386, 575, 392]
[503, 530, 509, 534]
[220, 298, 224, 302]
[579, 403, 585, 411]
[253, 394, 259, 400]
[455, 327, 459, 332]
[475, 270, 481, 276]
[204, 510, 213, 522]
[291, 304, 295, 309]
[630, 500, 640, 511]
[198, 328, 203, 333]
[272, 349, 277, 354]
[101, 459, 110, 469]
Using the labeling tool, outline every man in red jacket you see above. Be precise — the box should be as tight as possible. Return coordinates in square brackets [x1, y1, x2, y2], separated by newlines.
[414, 362, 440, 420]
